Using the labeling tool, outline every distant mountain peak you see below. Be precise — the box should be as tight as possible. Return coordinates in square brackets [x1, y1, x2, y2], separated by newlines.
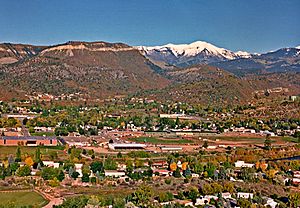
[137, 40, 252, 66]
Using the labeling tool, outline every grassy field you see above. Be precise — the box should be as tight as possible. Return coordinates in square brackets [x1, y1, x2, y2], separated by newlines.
[210, 136, 265, 141]
[31, 132, 55, 136]
[128, 137, 194, 144]
[281, 136, 298, 143]
[0, 146, 67, 160]
[0, 191, 48, 207]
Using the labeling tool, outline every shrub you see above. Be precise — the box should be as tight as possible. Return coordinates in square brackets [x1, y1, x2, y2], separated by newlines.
[165, 178, 172, 185]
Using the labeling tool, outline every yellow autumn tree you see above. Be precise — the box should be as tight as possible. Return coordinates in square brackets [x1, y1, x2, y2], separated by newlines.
[181, 162, 188, 171]
[2, 160, 9, 168]
[120, 122, 126, 128]
[255, 161, 260, 170]
[170, 162, 177, 171]
[259, 162, 267, 172]
[25, 156, 34, 167]
[266, 169, 277, 180]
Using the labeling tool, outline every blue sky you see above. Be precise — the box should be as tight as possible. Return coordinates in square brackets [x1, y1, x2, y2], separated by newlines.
[0, 0, 299, 53]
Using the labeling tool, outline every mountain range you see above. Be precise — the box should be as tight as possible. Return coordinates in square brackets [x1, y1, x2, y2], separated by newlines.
[137, 41, 251, 67]
[0, 40, 299, 105]
[138, 41, 300, 75]
[0, 41, 169, 99]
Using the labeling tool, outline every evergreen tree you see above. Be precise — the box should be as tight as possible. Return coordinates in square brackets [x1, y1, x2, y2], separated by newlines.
[37, 163, 42, 170]
[117, 152, 122, 158]
[8, 155, 14, 164]
[202, 141, 209, 149]
[15, 147, 21, 162]
[68, 166, 74, 177]
[82, 173, 90, 182]
[173, 167, 182, 178]
[34, 147, 41, 163]
[57, 170, 65, 181]
[264, 135, 272, 150]
[183, 167, 192, 178]
[71, 171, 80, 179]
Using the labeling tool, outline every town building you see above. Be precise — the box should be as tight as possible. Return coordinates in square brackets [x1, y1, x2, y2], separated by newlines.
[0, 136, 57, 146]
[234, 161, 254, 168]
[108, 143, 146, 150]
[160, 146, 183, 152]
[237, 192, 253, 199]
[104, 170, 126, 177]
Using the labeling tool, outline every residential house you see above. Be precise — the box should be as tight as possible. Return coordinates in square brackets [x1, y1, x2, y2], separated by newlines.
[237, 192, 253, 199]
[43, 161, 60, 168]
[104, 170, 126, 178]
[235, 161, 254, 168]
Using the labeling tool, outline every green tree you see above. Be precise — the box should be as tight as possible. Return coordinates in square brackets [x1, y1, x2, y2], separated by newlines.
[41, 167, 59, 180]
[71, 171, 80, 179]
[9, 163, 20, 173]
[49, 177, 60, 187]
[34, 147, 41, 163]
[117, 152, 122, 158]
[264, 135, 272, 150]
[82, 173, 90, 182]
[82, 164, 91, 176]
[183, 167, 192, 178]
[188, 187, 199, 203]
[202, 141, 209, 149]
[131, 185, 154, 206]
[104, 156, 117, 170]
[90, 161, 104, 174]
[201, 183, 214, 195]
[289, 192, 300, 208]
[173, 167, 182, 178]
[158, 191, 174, 203]
[16, 165, 31, 177]
[15, 147, 21, 162]
[57, 170, 65, 181]
[237, 198, 252, 208]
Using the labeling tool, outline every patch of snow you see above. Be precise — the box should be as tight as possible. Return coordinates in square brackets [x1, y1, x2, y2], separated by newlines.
[235, 51, 252, 58]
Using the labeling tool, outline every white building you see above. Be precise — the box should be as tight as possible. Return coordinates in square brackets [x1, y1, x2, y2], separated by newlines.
[43, 161, 60, 168]
[265, 198, 278, 208]
[235, 161, 254, 168]
[108, 143, 146, 150]
[195, 195, 218, 206]
[160, 146, 183, 152]
[237, 192, 253, 199]
[75, 163, 83, 177]
[222, 192, 232, 199]
[104, 170, 126, 178]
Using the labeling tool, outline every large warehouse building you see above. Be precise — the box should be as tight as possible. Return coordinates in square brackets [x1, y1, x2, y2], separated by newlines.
[108, 143, 146, 150]
[0, 136, 58, 146]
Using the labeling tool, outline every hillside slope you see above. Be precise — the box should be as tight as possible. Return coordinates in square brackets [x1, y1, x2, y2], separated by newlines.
[140, 65, 300, 105]
[0, 41, 169, 99]
[0, 43, 45, 65]
[142, 65, 254, 105]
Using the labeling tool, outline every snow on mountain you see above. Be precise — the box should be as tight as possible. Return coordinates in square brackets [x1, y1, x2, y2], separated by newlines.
[136, 41, 252, 66]
[296, 45, 300, 49]
[235, 51, 252, 58]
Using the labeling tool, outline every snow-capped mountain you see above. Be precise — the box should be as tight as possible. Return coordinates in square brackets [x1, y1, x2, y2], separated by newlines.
[136, 41, 251, 67]
[211, 46, 300, 75]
